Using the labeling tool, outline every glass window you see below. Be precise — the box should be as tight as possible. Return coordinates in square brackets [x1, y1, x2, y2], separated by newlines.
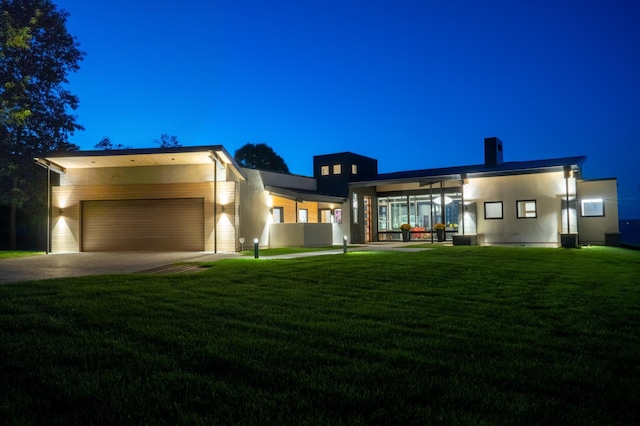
[333, 164, 342, 174]
[351, 164, 358, 174]
[319, 209, 332, 223]
[517, 200, 537, 218]
[484, 201, 503, 219]
[352, 193, 359, 224]
[321, 165, 329, 176]
[378, 194, 441, 232]
[273, 207, 284, 223]
[334, 208, 342, 224]
[581, 198, 604, 217]
[298, 209, 308, 223]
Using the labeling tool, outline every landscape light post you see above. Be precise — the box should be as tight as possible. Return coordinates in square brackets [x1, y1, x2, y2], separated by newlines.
[253, 238, 259, 259]
[239, 237, 245, 251]
[343, 235, 348, 254]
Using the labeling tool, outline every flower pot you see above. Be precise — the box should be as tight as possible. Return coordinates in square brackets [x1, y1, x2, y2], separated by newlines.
[436, 229, 445, 242]
[402, 230, 410, 242]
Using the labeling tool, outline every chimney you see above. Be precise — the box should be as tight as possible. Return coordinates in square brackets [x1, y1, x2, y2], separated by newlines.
[484, 137, 503, 167]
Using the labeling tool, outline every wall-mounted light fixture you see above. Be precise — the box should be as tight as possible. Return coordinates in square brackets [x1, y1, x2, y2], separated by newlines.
[269, 207, 274, 214]
[58, 209, 63, 215]
[221, 205, 226, 213]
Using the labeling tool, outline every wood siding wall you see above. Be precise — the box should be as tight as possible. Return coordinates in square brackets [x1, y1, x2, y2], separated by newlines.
[271, 196, 319, 223]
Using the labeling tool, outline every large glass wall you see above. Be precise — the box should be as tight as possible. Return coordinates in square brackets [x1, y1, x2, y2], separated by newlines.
[377, 189, 463, 239]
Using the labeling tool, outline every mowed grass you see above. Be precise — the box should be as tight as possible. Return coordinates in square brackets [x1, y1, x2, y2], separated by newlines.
[239, 245, 342, 257]
[1, 247, 639, 424]
[0, 251, 43, 259]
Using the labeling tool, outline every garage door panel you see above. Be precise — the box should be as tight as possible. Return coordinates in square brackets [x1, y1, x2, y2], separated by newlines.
[83, 198, 204, 251]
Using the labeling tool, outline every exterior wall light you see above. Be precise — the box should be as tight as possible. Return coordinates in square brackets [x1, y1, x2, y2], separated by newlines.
[58, 209, 63, 215]
[253, 238, 259, 259]
[269, 207, 274, 214]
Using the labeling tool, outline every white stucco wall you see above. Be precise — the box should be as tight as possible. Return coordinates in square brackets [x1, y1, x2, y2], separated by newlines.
[463, 171, 576, 246]
[238, 169, 272, 248]
[577, 178, 619, 245]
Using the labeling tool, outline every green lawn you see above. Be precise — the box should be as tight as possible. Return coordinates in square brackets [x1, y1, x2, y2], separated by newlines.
[240, 245, 343, 256]
[0, 250, 43, 259]
[1, 246, 639, 424]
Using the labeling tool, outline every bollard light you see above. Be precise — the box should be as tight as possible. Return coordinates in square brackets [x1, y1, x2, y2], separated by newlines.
[253, 238, 259, 259]
[343, 235, 348, 254]
[239, 237, 245, 251]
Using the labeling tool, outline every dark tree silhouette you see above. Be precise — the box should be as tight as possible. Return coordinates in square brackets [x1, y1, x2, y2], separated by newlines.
[154, 134, 181, 148]
[94, 137, 130, 150]
[234, 143, 290, 173]
[1, 0, 84, 249]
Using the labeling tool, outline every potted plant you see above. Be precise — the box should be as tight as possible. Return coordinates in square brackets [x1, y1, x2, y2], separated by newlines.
[434, 223, 446, 242]
[400, 223, 412, 242]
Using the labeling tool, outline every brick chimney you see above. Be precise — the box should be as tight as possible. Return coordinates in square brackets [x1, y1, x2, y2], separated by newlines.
[484, 137, 503, 167]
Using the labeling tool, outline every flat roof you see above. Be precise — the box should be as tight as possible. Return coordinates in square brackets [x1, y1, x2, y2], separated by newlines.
[35, 145, 246, 180]
[351, 156, 587, 186]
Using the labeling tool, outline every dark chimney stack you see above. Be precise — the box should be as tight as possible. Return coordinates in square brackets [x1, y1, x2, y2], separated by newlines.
[484, 137, 503, 167]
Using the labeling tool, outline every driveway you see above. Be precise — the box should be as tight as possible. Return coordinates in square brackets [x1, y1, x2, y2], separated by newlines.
[0, 252, 237, 284]
[0, 243, 434, 284]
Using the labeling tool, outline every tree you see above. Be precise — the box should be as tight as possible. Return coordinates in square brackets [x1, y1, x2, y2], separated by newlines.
[1, 0, 84, 249]
[154, 133, 181, 148]
[234, 143, 290, 173]
[94, 136, 130, 150]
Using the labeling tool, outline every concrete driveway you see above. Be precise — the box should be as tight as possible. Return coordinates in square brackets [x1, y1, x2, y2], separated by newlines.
[0, 252, 237, 284]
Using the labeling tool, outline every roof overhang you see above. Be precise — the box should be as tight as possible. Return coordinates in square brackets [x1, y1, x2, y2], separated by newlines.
[34, 145, 246, 180]
[266, 185, 347, 204]
[350, 157, 586, 188]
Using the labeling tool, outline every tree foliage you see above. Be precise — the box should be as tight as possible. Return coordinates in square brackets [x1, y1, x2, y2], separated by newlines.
[0, 0, 84, 248]
[94, 136, 130, 150]
[234, 143, 290, 173]
[154, 134, 181, 148]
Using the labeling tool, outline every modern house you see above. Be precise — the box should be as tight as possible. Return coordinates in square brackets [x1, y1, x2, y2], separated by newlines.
[36, 137, 619, 252]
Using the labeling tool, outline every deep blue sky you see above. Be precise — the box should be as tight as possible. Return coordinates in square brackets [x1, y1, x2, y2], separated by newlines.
[55, 0, 640, 218]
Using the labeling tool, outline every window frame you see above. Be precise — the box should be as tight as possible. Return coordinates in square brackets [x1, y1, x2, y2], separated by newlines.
[272, 206, 284, 223]
[516, 199, 537, 219]
[352, 193, 359, 224]
[298, 208, 308, 223]
[320, 165, 329, 176]
[484, 201, 503, 220]
[581, 198, 605, 217]
[334, 208, 342, 224]
[318, 208, 332, 223]
[333, 164, 342, 175]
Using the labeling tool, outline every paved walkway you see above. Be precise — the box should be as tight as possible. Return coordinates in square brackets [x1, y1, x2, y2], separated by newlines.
[0, 242, 437, 284]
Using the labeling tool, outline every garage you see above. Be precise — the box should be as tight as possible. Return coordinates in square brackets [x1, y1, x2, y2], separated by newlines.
[82, 198, 205, 251]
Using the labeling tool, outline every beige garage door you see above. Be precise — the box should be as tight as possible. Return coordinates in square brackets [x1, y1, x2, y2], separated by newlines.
[82, 198, 205, 251]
